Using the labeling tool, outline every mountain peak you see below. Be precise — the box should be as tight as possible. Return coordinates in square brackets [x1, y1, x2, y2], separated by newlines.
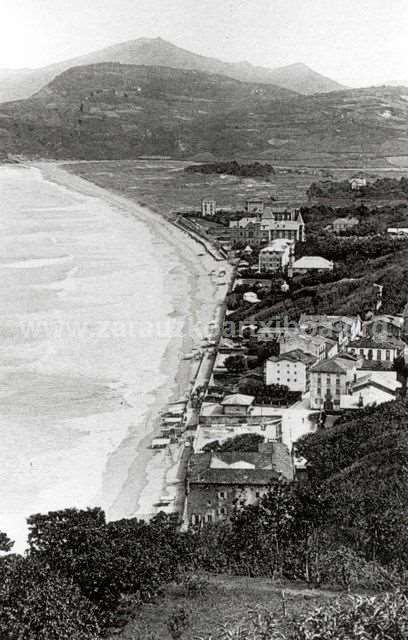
[0, 37, 346, 104]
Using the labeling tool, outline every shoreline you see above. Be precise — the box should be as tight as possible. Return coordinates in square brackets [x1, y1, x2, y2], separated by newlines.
[29, 161, 233, 523]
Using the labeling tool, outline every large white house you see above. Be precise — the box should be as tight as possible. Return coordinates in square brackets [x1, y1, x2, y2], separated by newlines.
[346, 336, 405, 368]
[265, 349, 317, 394]
[258, 239, 293, 273]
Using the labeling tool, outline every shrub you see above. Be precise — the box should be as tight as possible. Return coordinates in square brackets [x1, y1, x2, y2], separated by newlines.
[290, 591, 408, 640]
[181, 573, 211, 598]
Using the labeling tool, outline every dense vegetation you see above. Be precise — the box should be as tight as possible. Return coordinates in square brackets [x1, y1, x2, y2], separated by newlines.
[185, 161, 275, 177]
[1, 401, 408, 637]
[308, 176, 408, 200]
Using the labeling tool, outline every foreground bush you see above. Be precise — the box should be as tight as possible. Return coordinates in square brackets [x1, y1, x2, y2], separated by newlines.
[290, 591, 408, 640]
[211, 592, 408, 640]
[0, 556, 101, 640]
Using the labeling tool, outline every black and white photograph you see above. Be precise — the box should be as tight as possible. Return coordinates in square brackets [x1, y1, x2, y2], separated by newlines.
[0, 1, 408, 637]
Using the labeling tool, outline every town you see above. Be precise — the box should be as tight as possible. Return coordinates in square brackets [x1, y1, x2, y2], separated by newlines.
[151, 174, 408, 529]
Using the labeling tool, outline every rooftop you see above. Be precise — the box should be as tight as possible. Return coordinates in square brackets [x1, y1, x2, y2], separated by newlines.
[188, 442, 293, 485]
[269, 348, 317, 366]
[292, 256, 334, 270]
[311, 356, 357, 374]
[221, 394, 255, 407]
[348, 336, 405, 350]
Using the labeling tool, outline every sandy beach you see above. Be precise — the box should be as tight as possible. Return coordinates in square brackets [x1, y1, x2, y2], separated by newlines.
[0, 161, 232, 550]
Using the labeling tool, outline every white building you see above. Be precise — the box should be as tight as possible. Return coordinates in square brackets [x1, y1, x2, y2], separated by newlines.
[299, 314, 362, 347]
[258, 239, 293, 273]
[245, 199, 265, 214]
[350, 177, 367, 190]
[292, 256, 334, 274]
[201, 199, 216, 217]
[346, 337, 405, 367]
[265, 349, 317, 393]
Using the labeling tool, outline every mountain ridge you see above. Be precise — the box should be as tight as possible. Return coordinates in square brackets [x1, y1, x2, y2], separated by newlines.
[0, 62, 406, 164]
[0, 36, 345, 103]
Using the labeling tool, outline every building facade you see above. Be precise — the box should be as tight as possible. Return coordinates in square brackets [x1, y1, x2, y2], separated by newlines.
[265, 349, 317, 393]
[310, 356, 358, 410]
[185, 442, 294, 526]
[258, 239, 293, 273]
[201, 199, 216, 217]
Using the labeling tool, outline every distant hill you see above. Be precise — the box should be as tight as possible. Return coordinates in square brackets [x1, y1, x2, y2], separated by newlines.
[0, 37, 345, 104]
[0, 64, 406, 163]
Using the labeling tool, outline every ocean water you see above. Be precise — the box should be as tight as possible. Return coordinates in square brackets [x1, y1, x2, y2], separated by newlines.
[0, 165, 194, 550]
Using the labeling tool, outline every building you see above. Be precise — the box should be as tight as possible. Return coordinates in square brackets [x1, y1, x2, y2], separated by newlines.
[310, 355, 358, 410]
[279, 333, 329, 361]
[340, 370, 401, 409]
[185, 441, 294, 526]
[245, 199, 265, 214]
[331, 217, 359, 233]
[265, 349, 317, 393]
[350, 177, 367, 190]
[299, 314, 362, 347]
[201, 199, 216, 217]
[346, 336, 405, 368]
[258, 239, 293, 273]
[291, 256, 334, 275]
[231, 207, 306, 246]
[388, 227, 408, 237]
[261, 207, 306, 243]
[221, 394, 255, 416]
[364, 315, 404, 341]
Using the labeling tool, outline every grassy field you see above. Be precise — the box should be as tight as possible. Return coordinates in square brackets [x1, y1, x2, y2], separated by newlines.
[64, 160, 318, 216]
[110, 574, 340, 640]
[64, 160, 408, 219]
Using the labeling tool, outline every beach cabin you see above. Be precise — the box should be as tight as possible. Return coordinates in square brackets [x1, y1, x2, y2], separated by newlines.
[151, 437, 170, 450]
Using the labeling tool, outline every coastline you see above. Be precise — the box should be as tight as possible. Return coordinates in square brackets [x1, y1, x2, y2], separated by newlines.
[30, 161, 233, 523]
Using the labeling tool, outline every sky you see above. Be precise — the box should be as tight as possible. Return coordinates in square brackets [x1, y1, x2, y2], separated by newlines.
[0, 0, 407, 87]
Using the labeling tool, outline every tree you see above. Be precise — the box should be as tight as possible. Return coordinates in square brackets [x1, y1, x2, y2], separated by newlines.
[0, 556, 101, 640]
[0, 530, 13, 553]
[203, 433, 264, 453]
[393, 355, 408, 397]
[224, 354, 247, 373]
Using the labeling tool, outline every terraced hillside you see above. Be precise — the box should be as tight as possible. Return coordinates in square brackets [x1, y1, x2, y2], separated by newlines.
[0, 64, 408, 164]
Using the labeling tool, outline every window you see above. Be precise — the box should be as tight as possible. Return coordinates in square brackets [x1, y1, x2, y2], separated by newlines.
[377, 350, 381, 361]
[207, 500, 212, 507]
[218, 491, 226, 499]
[386, 350, 391, 361]
[219, 507, 227, 516]
[255, 491, 261, 498]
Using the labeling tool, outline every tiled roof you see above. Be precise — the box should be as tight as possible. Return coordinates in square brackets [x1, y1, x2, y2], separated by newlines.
[188, 443, 293, 484]
[348, 337, 404, 350]
[270, 349, 317, 366]
[311, 357, 357, 374]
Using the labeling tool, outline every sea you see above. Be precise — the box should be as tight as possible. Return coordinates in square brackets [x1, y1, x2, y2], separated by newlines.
[0, 164, 202, 551]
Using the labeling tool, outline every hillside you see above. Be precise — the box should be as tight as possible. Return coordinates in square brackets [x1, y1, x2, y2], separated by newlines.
[0, 37, 345, 104]
[0, 66, 407, 164]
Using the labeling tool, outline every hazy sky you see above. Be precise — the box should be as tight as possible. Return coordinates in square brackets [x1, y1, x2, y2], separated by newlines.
[1, 0, 407, 87]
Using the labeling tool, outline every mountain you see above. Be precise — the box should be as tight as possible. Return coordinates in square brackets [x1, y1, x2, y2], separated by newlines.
[0, 64, 406, 163]
[263, 62, 345, 95]
[0, 37, 345, 104]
